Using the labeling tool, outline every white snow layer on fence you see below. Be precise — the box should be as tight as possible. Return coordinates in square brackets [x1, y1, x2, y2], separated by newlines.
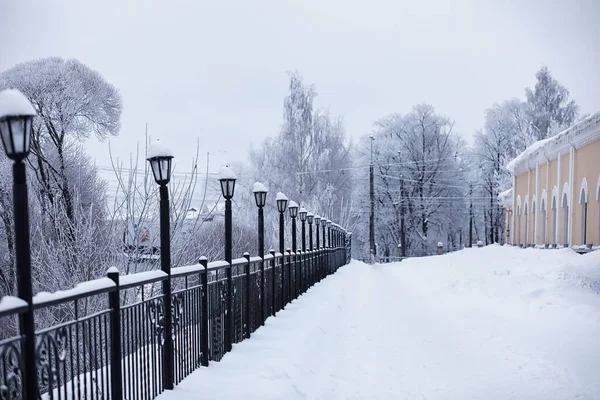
[33, 278, 116, 305]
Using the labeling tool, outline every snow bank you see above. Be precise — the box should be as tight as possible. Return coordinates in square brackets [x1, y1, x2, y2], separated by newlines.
[252, 181, 267, 193]
[218, 166, 237, 180]
[157, 245, 600, 400]
[147, 139, 173, 159]
[0, 89, 36, 119]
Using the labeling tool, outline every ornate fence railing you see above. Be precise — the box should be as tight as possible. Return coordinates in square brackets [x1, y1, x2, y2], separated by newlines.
[0, 239, 351, 400]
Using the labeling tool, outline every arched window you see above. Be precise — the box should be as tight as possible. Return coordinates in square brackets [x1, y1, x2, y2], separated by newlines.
[562, 190, 569, 247]
[580, 178, 588, 245]
[532, 196, 537, 245]
[551, 188, 558, 246]
[516, 195, 522, 246]
[524, 202, 529, 246]
[541, 197, 547, 245]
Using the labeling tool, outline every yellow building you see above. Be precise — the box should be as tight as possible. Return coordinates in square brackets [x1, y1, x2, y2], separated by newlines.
[505, 112, 600, 248]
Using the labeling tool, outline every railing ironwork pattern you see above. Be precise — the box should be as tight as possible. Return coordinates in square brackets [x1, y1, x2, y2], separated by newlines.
[0, 237, 350, 400]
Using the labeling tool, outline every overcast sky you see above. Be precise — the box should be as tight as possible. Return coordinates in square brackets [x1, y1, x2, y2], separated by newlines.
[1, 0, 599, 176]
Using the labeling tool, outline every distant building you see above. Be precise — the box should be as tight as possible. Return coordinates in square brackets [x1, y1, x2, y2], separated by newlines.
[504, 112, 600, 248]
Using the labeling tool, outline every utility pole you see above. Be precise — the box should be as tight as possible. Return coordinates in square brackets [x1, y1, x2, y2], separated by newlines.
[369, 135, 376, 263]
[469, 183, 473, 248]
[399, 172, 406, 257]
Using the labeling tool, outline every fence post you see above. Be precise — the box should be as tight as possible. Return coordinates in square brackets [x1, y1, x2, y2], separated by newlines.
[107, 268, 123, 400]
[285, 249, 291, 307]
[199, 257, 209, 367]
[270, 249, 276, 316]
[244, 252, 251, 339]
[260, 255, 266, 326]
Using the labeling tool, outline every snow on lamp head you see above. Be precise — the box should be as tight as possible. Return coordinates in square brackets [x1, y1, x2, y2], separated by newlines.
[314, 215, 321, 226]
[218, 166, 237, 200]
[299, 207, 308, 222]
[288, 201, 298, 218]
[252, 181, 268, 208]
[307, 212, 314, 224]
[147, 139, 174, 186]
[0, 89, 36, 161]
[276, 192, 288, 213]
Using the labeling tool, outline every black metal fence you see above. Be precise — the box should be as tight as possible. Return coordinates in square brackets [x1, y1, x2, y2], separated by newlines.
[0, 238, 351, 399]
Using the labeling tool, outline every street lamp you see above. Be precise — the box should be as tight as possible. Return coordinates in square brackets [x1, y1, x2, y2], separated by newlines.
[307, 212, 314, 251]
[315, 215, 321, 250]
[0, 89, 38, 399]
[276, 192, 288, 309]
[299, 207, 307, 252]
[253, 181, 268, 324]
[326, 220, 332, 248]
[288, 201, 298, 253]
[219, 165, 237, 352]
[276, 192, 288, 255]
[288, 200, 299, 298]
[147, 139, 175, 389]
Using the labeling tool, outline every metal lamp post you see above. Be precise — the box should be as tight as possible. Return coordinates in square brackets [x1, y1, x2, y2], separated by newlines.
[315, 215, 321, 249]
[0, 89, 38, 399]
[315, 215, 321, 281]
[219, 165, 237, 352]
[147, 139, 175, 390]
[276, 192, 288, 308]
[288, 201, 298, 296]
[298, 208, 307, 293]
[299, 208, 307, 251]
[307, 212, 314, 251]
[288, 201, 298, 252]
[252, 182, 268, 324]
[276, 192, 288, 254]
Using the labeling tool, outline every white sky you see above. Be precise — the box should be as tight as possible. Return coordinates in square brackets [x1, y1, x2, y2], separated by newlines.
[1, 0, 599, 176]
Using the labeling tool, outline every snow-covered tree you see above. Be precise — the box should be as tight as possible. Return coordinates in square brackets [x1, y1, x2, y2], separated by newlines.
[250, 72, 352, 223]
[525, 66, 579, 140]
[353, 105, 466, 258]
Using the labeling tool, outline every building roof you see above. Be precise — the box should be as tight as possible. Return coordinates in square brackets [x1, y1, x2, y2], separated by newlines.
[506, 112, 600, 175]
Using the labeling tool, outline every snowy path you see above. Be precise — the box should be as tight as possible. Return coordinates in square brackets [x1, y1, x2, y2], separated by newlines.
[158, 246, 600, 399]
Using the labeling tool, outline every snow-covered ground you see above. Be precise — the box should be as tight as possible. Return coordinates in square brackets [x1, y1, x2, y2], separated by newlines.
[158, 245, 600, 399]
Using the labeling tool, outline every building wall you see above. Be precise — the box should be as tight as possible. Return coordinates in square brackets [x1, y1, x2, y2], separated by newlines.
[509, 114, 600, 248]
[573, 140, 600, 246]
[514, 171, 529, 246]
[547, 158, 558, 244]
[537, 162, 548, 245]
[559, 153, 570, 246]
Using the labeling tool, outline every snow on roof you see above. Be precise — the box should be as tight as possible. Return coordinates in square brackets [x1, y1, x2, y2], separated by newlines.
[276, 192, 288, 201]
[506, 112, 600, 173]
[288, 200, 298, 209]
[147, 139, 173, 159]
[253, 181, 268, 193]
[498, 188, 513, 206]
[218, 166, 237, 180]
[0, 89, 36, 120]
